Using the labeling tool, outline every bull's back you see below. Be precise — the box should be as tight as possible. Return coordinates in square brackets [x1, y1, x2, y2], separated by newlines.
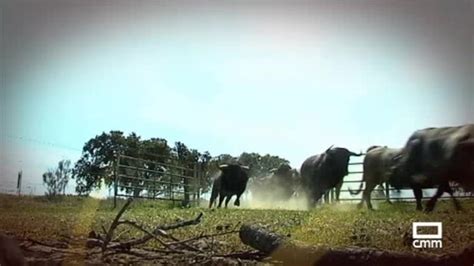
[220, 167, 249, 195]
[409, 124, 473, 143]
[363, 147, 401, 182]
[300, 155, 321, 183]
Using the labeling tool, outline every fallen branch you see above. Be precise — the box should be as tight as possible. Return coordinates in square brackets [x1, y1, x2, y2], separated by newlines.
[112, 220, 184, 253]
[157, 213, 204, 231]
[214, 250, 267, 260]
[114, 212, 203, 250]
[169, 229, 239, 246]
[239, 224, 474, 266]
[102, 198, 133, 252]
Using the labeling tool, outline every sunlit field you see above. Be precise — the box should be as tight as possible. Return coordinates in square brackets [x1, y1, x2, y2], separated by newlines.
[1, 194, 472, 256]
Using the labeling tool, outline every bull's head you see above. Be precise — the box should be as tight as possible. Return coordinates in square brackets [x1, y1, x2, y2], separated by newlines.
[219, 164, 249, 170]
[388, 152, 409, 189]
[323, 146, 360, 177]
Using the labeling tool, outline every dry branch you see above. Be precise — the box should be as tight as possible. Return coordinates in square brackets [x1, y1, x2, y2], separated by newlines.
[102, 198, 133, 251]
[112, 220, 183, 253]
[169, 229, 239, 246]
[239, 224, 474, 266]
[157, 213, 204, 231]
[115, 212, 203, 250]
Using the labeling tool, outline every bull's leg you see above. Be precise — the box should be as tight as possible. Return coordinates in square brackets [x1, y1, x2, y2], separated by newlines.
[382, 183, 392, 204]
[307, 190, 320, 209]
[234, 195, 241, 206]
[413, 188, 423, 211]
[445, 183, 462, 211]
[356, 198, 365, 209]
[425, 184, 446, 212]
[313, 190, 324, 207]
[323, 191, 330, 204]
[217, 194, 225, 208]
[224, 195, 233, 208]
[209, 195, 216, 208]
[361, 182, 377, 210]
[335, 180, 343, 202]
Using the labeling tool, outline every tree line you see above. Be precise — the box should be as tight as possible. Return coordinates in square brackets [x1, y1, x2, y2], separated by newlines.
[43, 130, 290, 199]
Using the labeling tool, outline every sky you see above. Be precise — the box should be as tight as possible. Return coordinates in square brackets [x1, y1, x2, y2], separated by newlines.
[1, 0, 473, 196]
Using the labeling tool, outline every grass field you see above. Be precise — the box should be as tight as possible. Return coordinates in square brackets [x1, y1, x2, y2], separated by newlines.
[1, 194, 473, 256]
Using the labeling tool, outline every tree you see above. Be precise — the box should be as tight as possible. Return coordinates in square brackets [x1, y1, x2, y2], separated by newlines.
[73, 131, 135, 195]
[196, 151, 212, 193]
[171, 142, 196, 206]
[238, 152, 289, 178]
[138, 138, 171, 198]
[43, 160, 71, 198]
[72, 130, 290, 200]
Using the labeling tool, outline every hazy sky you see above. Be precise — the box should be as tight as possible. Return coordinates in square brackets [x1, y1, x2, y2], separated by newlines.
[1, 0, 473, 194]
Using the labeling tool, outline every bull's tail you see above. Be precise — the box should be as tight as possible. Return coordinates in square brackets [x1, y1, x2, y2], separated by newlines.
[209, 178, 219, 208]
[349, 182, 364, 195]
[349, 151, 363, 156]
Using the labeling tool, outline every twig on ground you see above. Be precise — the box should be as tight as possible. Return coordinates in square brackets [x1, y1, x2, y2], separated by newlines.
[115, 212, 203, 250]
[214, 250, 267, 260]
[169, 229, 239, 246]
[113, 220, 184, 253]
[157, 213, 203, 231]
[102, 198, 133, 252]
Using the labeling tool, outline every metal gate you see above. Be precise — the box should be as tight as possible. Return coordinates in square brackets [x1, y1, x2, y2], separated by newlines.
[113, 155, 201, 208]
[328, 154, 473, 203]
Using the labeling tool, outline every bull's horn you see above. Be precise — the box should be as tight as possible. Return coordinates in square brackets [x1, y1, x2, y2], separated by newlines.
[219, 164, 229, 169]
[391, 153, 403, 162]
[366, 146, 381, 152]
[241, 165, 250, 170]
[326, 145, 334, 152]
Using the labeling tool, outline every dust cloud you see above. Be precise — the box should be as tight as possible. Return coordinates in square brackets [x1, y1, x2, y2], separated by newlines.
[241, 183, 310, 211]
[240, 194, 309, 211]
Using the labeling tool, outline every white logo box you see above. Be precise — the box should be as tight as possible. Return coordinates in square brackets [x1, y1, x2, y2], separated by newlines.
[412, 222, 442, 239]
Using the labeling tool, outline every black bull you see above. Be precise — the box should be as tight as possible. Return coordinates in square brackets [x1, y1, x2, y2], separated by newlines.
[209, 164, 250, 208]
[300, 146, 362, 207]
[251, 164, 298, 201]
[349, 145, 459, 211]
[390, 124, 474, 212]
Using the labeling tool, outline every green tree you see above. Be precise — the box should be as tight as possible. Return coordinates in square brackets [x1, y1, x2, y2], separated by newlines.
[43, 160, 72, 198]
[238, 152, 263, 177]
[139, 138, 171, 198]
[73, 131, 135, 195]
[196, 151, 212, 193]
[238, 152, 289, 178]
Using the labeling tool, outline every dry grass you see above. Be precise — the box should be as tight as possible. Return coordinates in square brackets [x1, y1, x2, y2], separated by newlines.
[0, 194, 473, 255]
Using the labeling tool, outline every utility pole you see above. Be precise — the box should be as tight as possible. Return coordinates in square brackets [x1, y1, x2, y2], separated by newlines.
[17, 170, 22, 196]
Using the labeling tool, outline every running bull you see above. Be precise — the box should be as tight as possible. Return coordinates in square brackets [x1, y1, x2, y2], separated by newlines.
[209, 163, 250, 208]
[389, 124, 474, 212]
[300, 146, 362, 207]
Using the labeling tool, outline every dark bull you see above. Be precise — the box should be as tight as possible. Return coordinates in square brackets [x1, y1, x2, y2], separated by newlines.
[209, 163, 250, 208]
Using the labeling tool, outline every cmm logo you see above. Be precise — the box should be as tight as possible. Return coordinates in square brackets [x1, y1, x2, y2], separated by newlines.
[412, 222, 443, 249]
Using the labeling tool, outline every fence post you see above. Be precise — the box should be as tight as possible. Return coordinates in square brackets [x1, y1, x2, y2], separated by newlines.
[197, 165, 201, 206]
[114, 156, 119, 209]
[17, 171, 22, 196]
[193, 164, 200, 206]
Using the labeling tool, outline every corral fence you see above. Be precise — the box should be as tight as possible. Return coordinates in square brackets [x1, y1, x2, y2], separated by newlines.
[326, 154, 474, 203]
[113, 154, 202, 208]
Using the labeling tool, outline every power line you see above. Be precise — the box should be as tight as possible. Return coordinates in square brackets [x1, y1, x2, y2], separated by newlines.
[4, 135, 83, 152]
